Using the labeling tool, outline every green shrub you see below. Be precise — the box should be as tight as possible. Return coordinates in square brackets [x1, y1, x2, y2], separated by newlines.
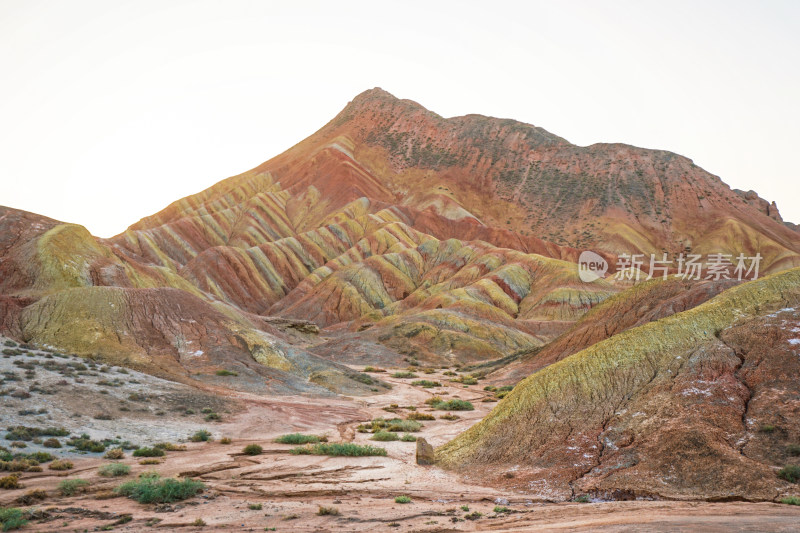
[115, 474, 205, 504]
[387, 419, 421, 432]
[778, 465, 800, 483]
[290, 443, 387, 457]
[460, 504, 469, 511]
[411, 380, 441, 388]
[190, 430, 212, 442]
[317, 506, 340, 515]
[104, 448, 125, 460]
[0, 475, 20, 490]
[392, 372, 417, 379]
[204, 412, 222, 422]
[243, 444, 263, 456]
[371, 431, 399, 442]
[780, 496, 800, 505]
[42, 438, 61, 448]
[573, 494, 591, 503]
[465, 511, 482, 520]
[215, 369, 238, 376]
[275, 433, 321, 445]
[493, 505, 510, 513]
[67, 436, 106, 452]
[406, 412, 435, 421]
[99, 463, 131, 477]
[401, 434, 416, 442]
[760, 424, 776, 433]
[248, 503, 262, 510]
[154, 442, 186, 451]
[49, 459, 73, 471]
[132, 447, 165, 458]
[358, 417, 422, 434]
[0, 507, 27, 531]
[58, 478, 90, 496]
[394, 495, 411, 504]
[5, 426, 68, 441]
[434, 399, 474, 411]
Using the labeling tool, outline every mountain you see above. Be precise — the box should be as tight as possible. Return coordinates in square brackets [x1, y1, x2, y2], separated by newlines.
[437, 267, 800, 501]
[2, 87, 799, 381]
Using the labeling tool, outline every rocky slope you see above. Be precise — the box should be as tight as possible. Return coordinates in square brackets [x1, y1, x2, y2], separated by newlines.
[437, 267, 800, 501]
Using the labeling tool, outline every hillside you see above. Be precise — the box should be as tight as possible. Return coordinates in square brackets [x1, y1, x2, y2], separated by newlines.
[437, 267, 800, 501]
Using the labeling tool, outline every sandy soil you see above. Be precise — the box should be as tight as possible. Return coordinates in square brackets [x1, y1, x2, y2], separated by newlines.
[2, 348, 800, 532]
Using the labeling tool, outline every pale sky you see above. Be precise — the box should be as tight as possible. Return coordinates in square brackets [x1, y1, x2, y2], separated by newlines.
[1, 0, 798, 237]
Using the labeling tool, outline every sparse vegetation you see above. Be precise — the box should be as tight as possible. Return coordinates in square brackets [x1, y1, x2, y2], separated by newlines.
[104, 448, 125, 459]
[787, 444, 800, 456]
[291, 443, 387, 457]
[0, 507, 27, 531]
[154, 442, 187, 451]
[14, 489, 46, 505]
[0, 475, 20, 490]
[115, 474, 205, 504]
[132, 447, 165, 458]
[357, 417, 422, 433]
[190, 430, 212, 442]
[411, 380, 441, 388]
[42, 438, 61, 448]
[58, 478, 90, 496]
[392, 372, 417, 379]
[220, 437, 232, 445]
[275, 433, 322, 445]
[406, 412, 435, 421]
[433, 399, 474, 411]
[317, 506, 340, 516]
[394, 495, 411, 504]
[465, 511, 483, 520]
[248, 503, 262, 510]
[99, 463, 131, 477]
[215, 369, 238, 376]
[760, 424, 776, 433]
[371, 431, 399, 441]
[778, 465, 800, 483]
[49, 459, 74, 471]
[493, 505, 511, 513]
[243, 444, 263, 455]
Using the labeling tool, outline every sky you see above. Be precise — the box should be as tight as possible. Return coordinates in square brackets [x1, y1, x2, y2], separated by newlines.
[1, 0, 798, 237]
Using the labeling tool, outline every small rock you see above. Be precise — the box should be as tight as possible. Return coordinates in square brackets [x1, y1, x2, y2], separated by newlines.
[416, 437, 435, 465]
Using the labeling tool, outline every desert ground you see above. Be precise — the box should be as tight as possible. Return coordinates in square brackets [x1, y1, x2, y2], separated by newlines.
[2, 339, 799, 532]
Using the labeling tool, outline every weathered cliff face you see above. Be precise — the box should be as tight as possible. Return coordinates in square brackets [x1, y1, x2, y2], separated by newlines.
[437, 267, 800, 501]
